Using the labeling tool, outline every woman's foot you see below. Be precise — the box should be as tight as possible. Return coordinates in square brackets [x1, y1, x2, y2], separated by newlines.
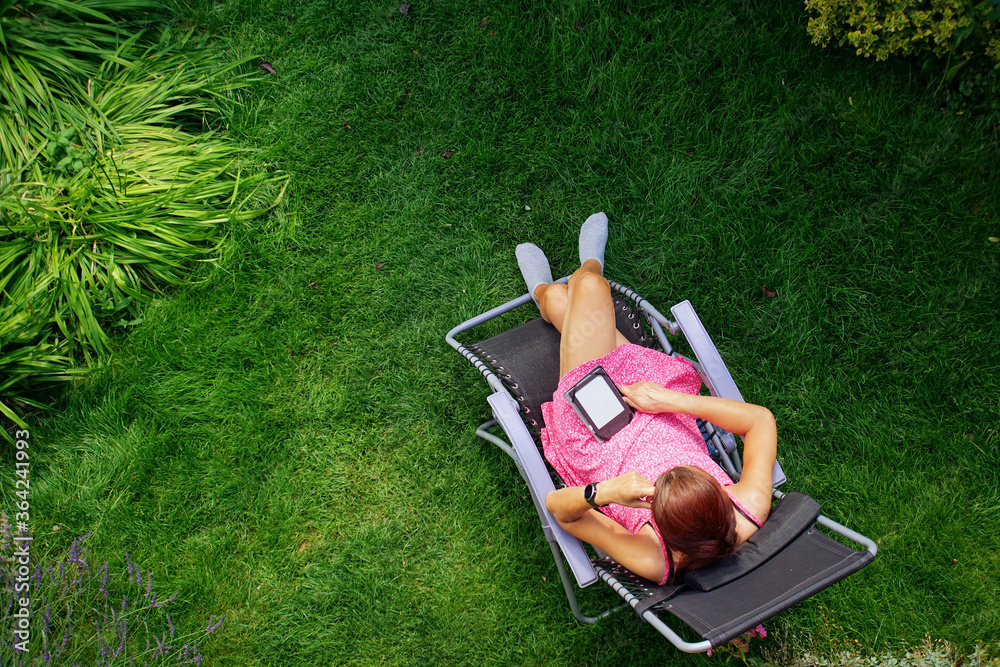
[579, 212, 609, 273]
[516, 242, 553, 307]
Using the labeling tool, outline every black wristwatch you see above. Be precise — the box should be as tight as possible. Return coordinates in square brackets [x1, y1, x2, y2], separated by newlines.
[584, 483, 607, 508]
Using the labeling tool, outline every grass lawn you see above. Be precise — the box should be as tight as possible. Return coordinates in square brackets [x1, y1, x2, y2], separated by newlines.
[4, 0, 1000, 664]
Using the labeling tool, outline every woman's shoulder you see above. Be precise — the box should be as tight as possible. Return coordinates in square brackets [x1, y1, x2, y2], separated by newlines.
[726, 482, 772, 528]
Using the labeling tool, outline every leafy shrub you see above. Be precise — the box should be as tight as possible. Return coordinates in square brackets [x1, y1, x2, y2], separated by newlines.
[804, 0, 1000, 113]
[765, 639, 1000, 667]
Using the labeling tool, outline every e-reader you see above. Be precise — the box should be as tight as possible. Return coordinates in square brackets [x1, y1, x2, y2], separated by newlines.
[564, 365, 633, 443]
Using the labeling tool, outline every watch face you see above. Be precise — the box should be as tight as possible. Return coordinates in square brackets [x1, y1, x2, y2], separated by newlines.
[585, 484, 597, 506]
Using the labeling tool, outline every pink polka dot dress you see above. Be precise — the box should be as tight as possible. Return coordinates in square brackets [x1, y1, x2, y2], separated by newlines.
[540, 343, 759, 584]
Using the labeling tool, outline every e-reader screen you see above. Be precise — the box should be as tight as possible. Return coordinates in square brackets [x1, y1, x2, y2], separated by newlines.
[575, 375, 627, 428]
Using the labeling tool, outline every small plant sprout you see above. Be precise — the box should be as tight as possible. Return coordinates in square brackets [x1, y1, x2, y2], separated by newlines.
[707, 624, 767, 664]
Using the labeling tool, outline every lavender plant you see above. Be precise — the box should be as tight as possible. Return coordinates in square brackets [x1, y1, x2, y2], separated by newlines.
[1, 512, 225, 666]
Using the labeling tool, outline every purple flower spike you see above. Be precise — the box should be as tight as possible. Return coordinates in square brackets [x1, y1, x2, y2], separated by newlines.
[145, 569, 152, 597]
[206, 614, 225, 634]
[166, 614, 175, 639]
[136, 569, 142, 587]
[122, 594, 127, 612]
[117, 619, 127, 656]
[125, 553, 133, 576]
[99, 563, 110, 597]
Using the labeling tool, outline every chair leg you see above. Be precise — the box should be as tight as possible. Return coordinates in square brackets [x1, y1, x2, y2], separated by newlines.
[593, 565, 713, 653]
[475, 419, 628, 622]
[548, 542, 627, 624]
[475, 419, 518, 463]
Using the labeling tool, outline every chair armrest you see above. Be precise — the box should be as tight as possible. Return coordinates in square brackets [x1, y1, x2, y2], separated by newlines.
[488, 391, 599, 587]
[670, 300, 787, 487]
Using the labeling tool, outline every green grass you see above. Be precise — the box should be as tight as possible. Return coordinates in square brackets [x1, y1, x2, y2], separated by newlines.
[3, 0, 1000, 664]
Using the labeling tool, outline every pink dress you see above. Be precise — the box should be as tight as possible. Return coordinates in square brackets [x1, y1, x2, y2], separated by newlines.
[540, 343, 760, 585]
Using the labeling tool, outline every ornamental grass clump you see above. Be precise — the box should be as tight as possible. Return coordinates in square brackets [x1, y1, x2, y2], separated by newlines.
[0, 0, 160, 183]
[0, 2, 287, 433]
[0, 513, 225, 666]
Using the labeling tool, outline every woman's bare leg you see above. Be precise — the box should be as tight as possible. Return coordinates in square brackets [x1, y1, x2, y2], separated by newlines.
[536, 281, 628, 351]
[522, 212, 622, 378]
[534, 282, 567, 326]
[537, 259, 621, 378]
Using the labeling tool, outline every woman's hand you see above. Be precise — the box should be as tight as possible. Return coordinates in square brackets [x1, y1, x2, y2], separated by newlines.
[618, 381, 662, 413]
[620, 381, 695, 415]
[547, 472, 656, 524]
[620, 381, 667, 413]
[597, 472, 656, 509]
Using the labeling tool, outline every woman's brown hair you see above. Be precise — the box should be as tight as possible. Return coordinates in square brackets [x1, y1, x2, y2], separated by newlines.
[652, 466, 738, 583]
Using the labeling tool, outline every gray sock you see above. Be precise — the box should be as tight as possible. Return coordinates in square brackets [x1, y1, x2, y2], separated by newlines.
[579, 211, 608, 272]
[515, 243, 552, 306]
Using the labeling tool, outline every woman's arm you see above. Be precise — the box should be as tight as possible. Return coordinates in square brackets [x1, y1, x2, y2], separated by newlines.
[619, 382, 777, 522]
[545, 473, 666, 582]
[546, 472, 654, 523]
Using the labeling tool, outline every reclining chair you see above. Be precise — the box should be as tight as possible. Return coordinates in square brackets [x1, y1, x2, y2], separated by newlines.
[446, 278, 877, 653]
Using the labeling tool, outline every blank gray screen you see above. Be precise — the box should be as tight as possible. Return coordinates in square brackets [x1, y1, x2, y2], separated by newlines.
[576, 377, 625, 429]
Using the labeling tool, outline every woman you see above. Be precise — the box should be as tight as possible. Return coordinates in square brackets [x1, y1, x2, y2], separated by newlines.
[515, 212, 777, 586]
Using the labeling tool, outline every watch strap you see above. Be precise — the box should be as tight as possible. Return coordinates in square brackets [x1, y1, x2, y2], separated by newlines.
[584, 483, 605, 508]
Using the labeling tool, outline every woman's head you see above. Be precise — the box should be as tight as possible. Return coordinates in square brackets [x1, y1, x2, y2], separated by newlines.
[652, 466, 738, 580]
